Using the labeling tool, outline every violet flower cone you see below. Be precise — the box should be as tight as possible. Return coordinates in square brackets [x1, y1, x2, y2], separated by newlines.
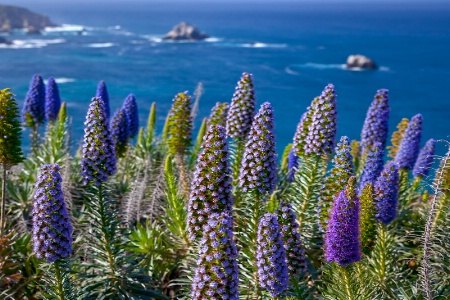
[110, 108, 130, 158]
[80, 97, 117, 186]
[395, 114, 423, 169]
[374, 162, 400, 225]
[226, 72, 256, 140]
[32, 164, 72, 262]
[360, 89, 390, 155]
[359, 142, 384, 192]
[318, 136, 355, 232]
[413, 138, 436, 178]
[95, 80, 111, 119]
[22, 74, 46, 127]
[122, 93, 139, 138]
[303, 84, 337, 156]
[187, 125, 233, 241]
[208, 102, 229, 128]
[45, 77, 62, 122]
[276, 202, 307, 277]
[287, 147, 298, 182]
[324, 177, 361, 266]
[191, 212, 239, 300]
[256, 213, 289, 296]
[238, 102, 277, 194]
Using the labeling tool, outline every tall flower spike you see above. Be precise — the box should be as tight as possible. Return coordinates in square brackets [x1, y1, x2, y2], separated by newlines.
[208, 102, 229, 128]
[413, 139, 436, 178]
[395, 114, 423, 169]
[95, 80, 111, 119]
[359, 142, 384, 192]
[187, 125, 233, 241]
[318, 136, 355, 232]
[324, 177, 361, 266]
[387, 118, 409, 159]
[191, 212, 239, 300]
[256, 213, 289, 297]
[276, 202, 307, 277]
[374, 162, 400, 225]
[226, 72, 256, 140]
[32, 164, 72, 262]
[22, 74, 46, 127]
[45, 77, 61, 122]
[359, 183, 377, 255]
[80, 97, 117, 186]
[110, 108, 130, 158]
[287, 147, 298, 182]
[122, 93, 139, 138]
[167, 91, 193, 156]
[304, 84, 338, 156]
[360, 89, 390, 155]
[0, 89, 24, 166]
[238, 102, 277, 194]
[292, 110, 312, 156]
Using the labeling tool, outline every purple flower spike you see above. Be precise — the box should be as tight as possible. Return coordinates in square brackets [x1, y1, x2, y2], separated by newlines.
[22, 74, 46, 127]
[95, 80, 111, 119]
[188, 125, 233, 241]
[191, 212, 239, 300]
[304, 84, 338, 156]
[395, 114, 423, 170]
[287, 147, 298, 182]
[276, 202, 307, 277]
[238, 102, 277, 194]
[122, 93, 139, 138]
[45, 77, 61, 122]
[413, 139, 436, 178]
[360, 89, 390, 155]
[256, 213, 289, 296]
[325, 177, 361, 266]
[374, 162, 400, 224]
[110, 108, 130, 158]
[226, 72, 256, 140]
[32, 164, 72, 263]
[81, 97, 117, 186]
[359, 142, 384, 192]
[292, 111, 310, 156]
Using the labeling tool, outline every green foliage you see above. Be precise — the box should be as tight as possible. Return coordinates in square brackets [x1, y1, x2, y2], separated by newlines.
[0, 88, 24, 166]
[167, 92, 192, 157]
[40, 260, 78, 300]
[360, 183, 377, 255]
[387, 118, 409, 159]
[188, 117, 207, 169]
[281, 143, 293, 173]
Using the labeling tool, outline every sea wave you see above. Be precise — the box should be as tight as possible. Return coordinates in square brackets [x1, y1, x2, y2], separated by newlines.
[204, 37, 223, 43]
[85, 43, 116, 48]
[0, 38, 66, 49]
[286, 63, 390, 73]
[44, 78, 76, 84]
[44, 24, 89, 33]
[241, 42, 287, 48]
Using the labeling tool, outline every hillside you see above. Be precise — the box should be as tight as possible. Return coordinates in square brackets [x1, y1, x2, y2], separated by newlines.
[0, 4, 55, 33]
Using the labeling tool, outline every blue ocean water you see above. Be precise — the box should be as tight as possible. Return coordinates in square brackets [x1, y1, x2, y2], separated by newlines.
[0, 1, 449, 156]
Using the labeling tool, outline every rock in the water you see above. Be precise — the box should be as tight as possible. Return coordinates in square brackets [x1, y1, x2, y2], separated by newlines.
[0, 36, 11, 45]
[163, 22, 209, 41]
[346, 54, 378, 70]
[0, 5, 56, 33]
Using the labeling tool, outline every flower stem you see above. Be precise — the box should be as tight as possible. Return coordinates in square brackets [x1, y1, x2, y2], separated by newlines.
[54, 260, 65, 300]
[0, 163, 6, 237]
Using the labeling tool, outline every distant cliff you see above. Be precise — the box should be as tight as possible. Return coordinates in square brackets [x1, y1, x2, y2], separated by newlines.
[0, 5, 56, 33]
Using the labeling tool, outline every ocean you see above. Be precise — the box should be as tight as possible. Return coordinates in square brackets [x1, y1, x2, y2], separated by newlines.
[0, 1, 449, 157]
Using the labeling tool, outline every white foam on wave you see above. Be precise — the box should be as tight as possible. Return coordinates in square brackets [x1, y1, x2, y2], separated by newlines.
[287, 62, 390, 73]
[86, 43, 115, 48]
[44, 78, 76, 84]
[141, 35, 163, 43]
[241, 42, 287, 48]
[44, 24, 89, 33]
[204, 37, 223, 42]
[0, 38, 66, 49]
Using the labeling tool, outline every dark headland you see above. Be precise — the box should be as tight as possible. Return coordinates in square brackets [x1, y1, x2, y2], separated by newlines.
[0, 4, 56, 34]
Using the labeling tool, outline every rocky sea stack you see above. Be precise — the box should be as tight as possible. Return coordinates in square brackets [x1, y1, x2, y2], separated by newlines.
[346, 54, 378, 70]
[163, 22, 209, 41]
[0, 5, 56, 34]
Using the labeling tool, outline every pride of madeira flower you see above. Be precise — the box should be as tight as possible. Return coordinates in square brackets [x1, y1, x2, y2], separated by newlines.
[32, 164, 72, 262]
[324, 177, 361, 266]
[110, 108, 130, 158]
[360, 89, 390, 155]
[318, 136, 355, 232]
[95, 80, 111, 119]
[374, 162, 400, 225]
[122, 93, 139, 138]
[256, 213, 289, 296]
[187, 125, 233, 241]
[226, 72, 256, 140]
[359, 142, 384, 192]
[80, 97, 117, 186]
[45, 77, 62, 122]
[167, 91, 193, 156]
[22, 74, 46, 127]
[208, 102, 229, 128]
[395, 114, 423, 169]
[238, 102, 277, 194]
[413, 138, 436, 178]
[191, 212, 239, 300]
